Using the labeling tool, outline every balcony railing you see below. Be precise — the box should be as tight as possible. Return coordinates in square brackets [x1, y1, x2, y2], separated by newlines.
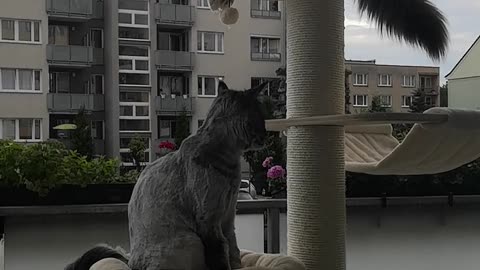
[251, 52, 282, 61]
[155, 50, 194, 71]
[154, 2, 195, 26]
[47, 93, 104, 112]
[46, 0, 95, 20]
[47, 45, 98, 67]
[251, 9, 281, 19]
[155, 95, 193, 115]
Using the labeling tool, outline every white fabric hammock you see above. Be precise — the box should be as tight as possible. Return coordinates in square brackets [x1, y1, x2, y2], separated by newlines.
[266, 107, 480, 175]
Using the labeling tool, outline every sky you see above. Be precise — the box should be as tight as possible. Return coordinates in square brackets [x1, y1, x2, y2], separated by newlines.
[344, 0, 480, 84]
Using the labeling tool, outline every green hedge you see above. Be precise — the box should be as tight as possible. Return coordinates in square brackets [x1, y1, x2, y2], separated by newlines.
[0, 140, 138, 196]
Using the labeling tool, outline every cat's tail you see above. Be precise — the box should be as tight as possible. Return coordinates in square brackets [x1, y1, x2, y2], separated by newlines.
[65, 244, 130, 270]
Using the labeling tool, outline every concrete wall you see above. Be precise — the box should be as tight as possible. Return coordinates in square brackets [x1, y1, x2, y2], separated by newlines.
[0, 0, 50, 139]
[448, 77, 480, 110]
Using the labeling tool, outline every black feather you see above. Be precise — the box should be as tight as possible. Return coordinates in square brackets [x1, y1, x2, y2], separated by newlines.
[356, 0, 449, 60]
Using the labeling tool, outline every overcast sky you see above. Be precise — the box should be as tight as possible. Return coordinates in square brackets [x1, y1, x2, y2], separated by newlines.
[344, 0, 480, 83]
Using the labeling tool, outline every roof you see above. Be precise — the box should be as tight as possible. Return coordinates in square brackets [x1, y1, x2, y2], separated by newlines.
[446, 35, 480, 79]
[345, 59, 439, 69]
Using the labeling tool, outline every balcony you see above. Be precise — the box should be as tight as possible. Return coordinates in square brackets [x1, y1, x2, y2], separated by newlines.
[155, 95, 193, 115]
[47, 45, 101, 67]
[154, 2, 195, 26]
[251, 51, 282, 62]
[155, 50, 194, 71]
[47, 93, 104, 112]
[251, 9, 281, 19]
[46, 0, 97, 20]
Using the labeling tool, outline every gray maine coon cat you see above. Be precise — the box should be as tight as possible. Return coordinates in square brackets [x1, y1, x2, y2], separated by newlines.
[128, 81, 268, 270]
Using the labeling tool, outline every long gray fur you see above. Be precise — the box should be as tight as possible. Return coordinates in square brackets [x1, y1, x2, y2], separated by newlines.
[128, 81, 268, 270]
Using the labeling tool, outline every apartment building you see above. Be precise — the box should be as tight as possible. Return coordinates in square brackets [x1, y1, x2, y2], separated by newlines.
[346, 60, 440, 113]
[0, 0, 285, 165]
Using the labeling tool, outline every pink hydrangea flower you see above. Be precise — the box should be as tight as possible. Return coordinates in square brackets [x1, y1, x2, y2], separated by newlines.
[262, 156, 273, 168]
[267, 165, 286, 180]
[159, 141, 176, 151]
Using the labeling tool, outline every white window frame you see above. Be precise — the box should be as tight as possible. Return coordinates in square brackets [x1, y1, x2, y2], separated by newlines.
[197, 31, 224, 54]
[197, 0, 210, 9]
[119, 46, 150, 87]
[253, 0, 279, 11]
[118, 8, 150, 41]
[119, 137, 151, 166]
[90, 74, 104, 94]
[402, 95, 413, 108]
[0, 68, 42, 93]
[420, 76, 433, 89]
[119, 92, 151, 133]
[353, 95, 368, 107]
[0, 19, 41, 44]
[250, 35, 281, 60]
[198, 76, 224, 97]
[380, 95, 392, 108]
[378, 74, 392, 87]
[0, 119, 42, 142]
[402, 75, 415, 87]
[353, 73, 368, 86]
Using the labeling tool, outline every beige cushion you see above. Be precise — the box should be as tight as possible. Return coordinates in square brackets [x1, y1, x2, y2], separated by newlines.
[89, 258, 129, 270]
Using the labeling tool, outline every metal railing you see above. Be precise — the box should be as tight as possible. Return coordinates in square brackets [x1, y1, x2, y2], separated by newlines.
[47, 93, 104, 112]
[155, 95, 193, 115]
[251, 9, 281, 19]
[46, 0, 93, 19]
[155, 50, 194, 71]
[251, 52, 282, 61]
[47, 45, 95, 66]
[154, 3, 195, 26]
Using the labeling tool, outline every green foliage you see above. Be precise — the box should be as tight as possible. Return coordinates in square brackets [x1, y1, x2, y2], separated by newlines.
[174, 109, 191, 147]
[409, 89, 431, 113]
[71, 107, 93, 158]
[128, 136, 148, 172]
[0, 140, 127, 196]
[369, 96, 387, 113]
[117, 169, 141, 184]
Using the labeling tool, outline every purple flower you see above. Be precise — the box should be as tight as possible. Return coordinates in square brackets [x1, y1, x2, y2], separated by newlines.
[262, 156, 273, 168]
[267, 165, 286, 180]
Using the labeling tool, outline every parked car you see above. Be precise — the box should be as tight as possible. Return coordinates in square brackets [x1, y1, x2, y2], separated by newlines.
[238, 179, 257, 200]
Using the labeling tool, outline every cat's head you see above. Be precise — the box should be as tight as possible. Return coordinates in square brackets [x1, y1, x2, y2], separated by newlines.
[204, 80, 269, 151]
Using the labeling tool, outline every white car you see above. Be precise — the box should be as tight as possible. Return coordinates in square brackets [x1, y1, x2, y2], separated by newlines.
[238, 179, 257, 200]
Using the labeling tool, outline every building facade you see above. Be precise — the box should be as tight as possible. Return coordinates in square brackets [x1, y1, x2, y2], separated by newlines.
[346, 60, 440, 113]
[446, 36, 480, 110]
[0, 0, 286, 165]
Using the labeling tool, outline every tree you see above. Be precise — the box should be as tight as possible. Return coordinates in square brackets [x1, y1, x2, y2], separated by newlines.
[71, 107, 93, 159]
[369, 96, 387, 113]
[440, 83, 448, 107]
[284, 0, 448, 268]
[129, 136, 147, 172]
[174, 108, 190, 147]
[410, 88, 431, 113]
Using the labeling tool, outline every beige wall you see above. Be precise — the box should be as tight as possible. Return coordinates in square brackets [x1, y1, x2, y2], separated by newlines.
[448, 77, 480, 110]
[0, 0, 49, 139]
[190, 1, 286, 129]
[447, 39, 480, 80]
[347, 62, 440, 113]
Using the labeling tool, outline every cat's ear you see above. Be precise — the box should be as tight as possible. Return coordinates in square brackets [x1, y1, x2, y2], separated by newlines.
[248, 81, 269, 97]
[218, 80, 229, 95]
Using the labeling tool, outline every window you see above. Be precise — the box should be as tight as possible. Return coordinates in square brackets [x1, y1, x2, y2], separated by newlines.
[402, 75, 415, 87]
[251, 36, 281, 60]
[119, 0, 149, 11]
[425, 96, 434, 106]
[251, 0, 280, 18]
[119, 137, 150, 165]
[158, 75, 188, 95]
[251, 77, 275, 96]
[159, 118, 177, 138]
[0, 119, 41, 141]
[119, 45, 150, 86]
[49, 72, 70, 93]
[157, 32, 188, 51]
[119, 27, 149, 40]
[120, 92, 150, 132]
[402, 95, 413, 108]
[89, 29, 103, 48]
[0, 68, 41, 92]
[90, 75, 104, 94]
[420, 76, 433, 89]
[91, 121, 104, 140]
[378, 74, 392, 86]
[0, 19, 40, 43]
[197, 31, 223, 53]
[198, 76, 223, 97]
[48, 25, 69, 45]
[197, 0, 210, 8]
[380, 95, 392, 107]
[118, 3, 149, 41]
[353, 73, 368, 86]
[353, 95, 368, 107]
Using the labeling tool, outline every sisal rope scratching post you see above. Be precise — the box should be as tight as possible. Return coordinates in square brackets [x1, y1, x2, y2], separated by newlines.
[286, 1, 346, 270]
